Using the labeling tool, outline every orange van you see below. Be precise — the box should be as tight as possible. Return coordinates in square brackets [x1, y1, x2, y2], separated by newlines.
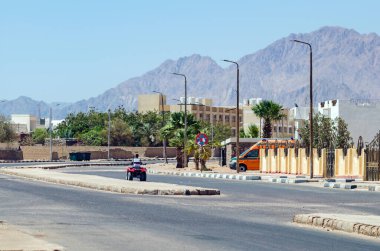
[229, 139, 293, 172]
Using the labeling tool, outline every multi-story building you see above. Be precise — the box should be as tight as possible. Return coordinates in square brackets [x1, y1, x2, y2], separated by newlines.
[138, 94, 242, 136]
[10, 114, 63, 134]
[242, 98, 295, 138]
[318, 99, 380, 142]
[138, 93, 170, 114]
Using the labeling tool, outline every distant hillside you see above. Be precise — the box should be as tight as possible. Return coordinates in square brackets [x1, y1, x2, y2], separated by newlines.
[1, 26, 379, 119]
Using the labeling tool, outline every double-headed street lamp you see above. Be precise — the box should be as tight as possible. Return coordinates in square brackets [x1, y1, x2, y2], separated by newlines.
[171, 73, 188, 168]
[153, 91, 168, 164]
[291, 39, 314, 179]
[223, 59, 240, 173]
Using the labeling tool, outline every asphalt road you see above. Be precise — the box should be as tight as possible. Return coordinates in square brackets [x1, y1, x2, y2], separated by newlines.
[1, 165, 380, 250]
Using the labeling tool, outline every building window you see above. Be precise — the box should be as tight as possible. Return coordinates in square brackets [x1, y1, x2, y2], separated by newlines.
[225, 115, 230, 122]
[232, 116, 235, 122]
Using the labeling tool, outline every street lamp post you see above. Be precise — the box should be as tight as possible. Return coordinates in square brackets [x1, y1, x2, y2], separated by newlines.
[107, 109, 111, 160]
[171, 73, 188, 168]
[49, 107, 53, 161]
[223, 59, 240, 173]
[153, 91, 168, 164]
[291, 39, 313, 179]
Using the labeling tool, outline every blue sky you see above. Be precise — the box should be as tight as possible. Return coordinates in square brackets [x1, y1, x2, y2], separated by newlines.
[1, 0, 379, 103]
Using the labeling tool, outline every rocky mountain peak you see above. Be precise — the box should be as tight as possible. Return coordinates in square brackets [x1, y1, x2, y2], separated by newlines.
[1, 26, 379, 119]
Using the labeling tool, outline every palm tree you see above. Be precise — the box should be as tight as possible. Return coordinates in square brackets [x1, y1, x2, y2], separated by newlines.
[161, 112, 200, 168]
[185, 141, 212, 171]
[252, 100, 284, 138]
[198, 145, 212, 171]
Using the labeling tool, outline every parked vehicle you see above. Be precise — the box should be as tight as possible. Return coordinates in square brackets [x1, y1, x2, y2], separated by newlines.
[230, 139, 294, 172]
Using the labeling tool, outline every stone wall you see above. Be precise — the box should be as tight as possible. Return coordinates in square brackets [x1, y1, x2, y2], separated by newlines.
[260, 147, 365, 178]
[20, 146, 178, 161]
[0, 150, 23, 160]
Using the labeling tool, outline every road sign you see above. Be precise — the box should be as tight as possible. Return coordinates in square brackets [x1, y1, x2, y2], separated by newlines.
[195, 133, 209, 146]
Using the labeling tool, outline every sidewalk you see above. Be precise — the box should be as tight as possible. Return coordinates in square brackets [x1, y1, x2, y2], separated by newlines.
[294, 213, 380, 238]
[0, 221, 64, 251]
[0, 168, 220, 196]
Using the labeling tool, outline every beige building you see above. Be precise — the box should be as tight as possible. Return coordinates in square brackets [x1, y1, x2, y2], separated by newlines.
[137, 93, 170, 113]
[138, 94, 242, 136]
[242, 98, 295, 139]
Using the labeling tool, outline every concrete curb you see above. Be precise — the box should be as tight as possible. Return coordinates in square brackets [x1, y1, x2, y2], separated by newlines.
[323, 182, 357, 189]
[293, 214, 380, 238]
[147, 169, 261, 181]
[267, 178, 310, 184]
[368, 185, 380, 192]
[0, 169, 220, 196]
[325, 178, 363, 183]
[0, 160, 65, 163]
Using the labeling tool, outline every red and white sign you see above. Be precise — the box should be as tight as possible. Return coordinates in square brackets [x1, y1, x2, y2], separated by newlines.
[195, 133, 209, 146]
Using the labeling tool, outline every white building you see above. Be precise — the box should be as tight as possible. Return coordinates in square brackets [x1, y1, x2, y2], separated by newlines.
[44, 118, 64, 130]
[11, 114, 37, 133]
[289, 105, 313, 140]
[318, 99, 380, 143]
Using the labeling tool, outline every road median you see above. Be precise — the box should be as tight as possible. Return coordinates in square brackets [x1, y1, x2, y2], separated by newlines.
[0, 168, 220, 196]
[293, 213, 380, 238]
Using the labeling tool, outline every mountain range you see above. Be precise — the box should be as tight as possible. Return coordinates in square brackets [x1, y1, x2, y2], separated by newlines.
[1, 26, 379, 119]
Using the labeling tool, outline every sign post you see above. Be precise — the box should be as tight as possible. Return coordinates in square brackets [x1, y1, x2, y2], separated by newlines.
[195, 133, 209, 173]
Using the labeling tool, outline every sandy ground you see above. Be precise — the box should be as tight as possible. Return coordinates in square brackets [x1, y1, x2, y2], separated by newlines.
[147, 160, 253, 174]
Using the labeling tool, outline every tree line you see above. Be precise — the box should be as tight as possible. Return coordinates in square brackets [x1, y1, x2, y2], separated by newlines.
[0, 100, 352, 166]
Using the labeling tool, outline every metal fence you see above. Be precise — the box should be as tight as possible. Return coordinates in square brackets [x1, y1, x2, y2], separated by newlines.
[326, 143, 335, 178]
[365, 132, 380, 181]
